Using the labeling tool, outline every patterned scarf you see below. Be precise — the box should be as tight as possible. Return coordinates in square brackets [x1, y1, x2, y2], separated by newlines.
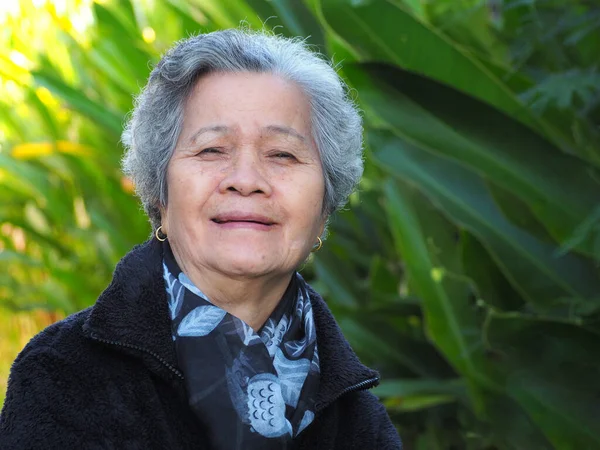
[162, 244, 320, 449]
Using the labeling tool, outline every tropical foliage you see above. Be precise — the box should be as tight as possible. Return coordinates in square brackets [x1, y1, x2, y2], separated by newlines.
[1, 0, 599, 448]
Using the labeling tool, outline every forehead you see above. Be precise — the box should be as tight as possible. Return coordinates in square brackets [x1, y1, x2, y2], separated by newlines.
[183, 72, 311, 126]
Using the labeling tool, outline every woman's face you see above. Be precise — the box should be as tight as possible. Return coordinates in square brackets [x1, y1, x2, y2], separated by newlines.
[162, 72, 326, 281]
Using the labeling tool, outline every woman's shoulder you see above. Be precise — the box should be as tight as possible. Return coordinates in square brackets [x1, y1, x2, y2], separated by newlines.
[11, 307, 93, 369]
[1, 307, 135, 449]
[297, 390, 401, 449]
[336, 389, 389, 421]
[334, 390, 402, 449]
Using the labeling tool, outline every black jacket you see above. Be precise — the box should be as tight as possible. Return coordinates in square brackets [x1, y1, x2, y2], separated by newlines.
[0, 239, 401, 449]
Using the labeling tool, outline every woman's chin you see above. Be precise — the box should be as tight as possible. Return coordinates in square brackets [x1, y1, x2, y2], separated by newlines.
[208, 250, 288, 279]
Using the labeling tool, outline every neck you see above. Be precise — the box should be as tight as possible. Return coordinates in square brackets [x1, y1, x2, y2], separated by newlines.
[174, 255, 293, 331]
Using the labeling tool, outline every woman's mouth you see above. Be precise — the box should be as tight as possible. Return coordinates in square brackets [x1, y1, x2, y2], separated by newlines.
[211, 212, 276, 230]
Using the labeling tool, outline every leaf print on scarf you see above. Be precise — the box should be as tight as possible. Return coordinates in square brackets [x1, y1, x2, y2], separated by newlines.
[284, 340, 306, 359]
[178, 272, 209, 299]
[310, 346, 320, 374]
[235, 320, 262, 346]
[246, 373, 292, 438]
[260, 315, 290, 358]
[295, 283, 308, 317]
[274, 348, 310, 408]
[297, 410, 315, 435]
[178, 305, 227, 337]
[284, 304, 316, 357]
[303, 306, 316, 345]
[163, 262, 184, 320]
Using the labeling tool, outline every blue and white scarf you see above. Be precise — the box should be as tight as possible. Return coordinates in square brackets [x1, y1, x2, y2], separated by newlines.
[162, 244, 320, 449]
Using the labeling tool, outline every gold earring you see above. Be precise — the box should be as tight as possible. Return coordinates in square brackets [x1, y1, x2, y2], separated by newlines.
[311, 236, 322, 252]
[155, 225, 167, 242]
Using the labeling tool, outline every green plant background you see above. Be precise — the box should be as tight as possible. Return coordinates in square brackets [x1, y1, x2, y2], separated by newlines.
[1, 1, 599, 449]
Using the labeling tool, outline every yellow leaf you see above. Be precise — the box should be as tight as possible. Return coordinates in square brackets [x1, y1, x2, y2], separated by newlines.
[11, 141, 93, 159]
[35, 86, 59, 108]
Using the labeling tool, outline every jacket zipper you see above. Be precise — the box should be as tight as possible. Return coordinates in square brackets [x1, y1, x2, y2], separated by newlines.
[89, 333, 184, 380]
[315, 376, 380, 412]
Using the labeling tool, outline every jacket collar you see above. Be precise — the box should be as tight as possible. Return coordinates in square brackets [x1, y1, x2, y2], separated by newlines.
[82, 239, 379, 406]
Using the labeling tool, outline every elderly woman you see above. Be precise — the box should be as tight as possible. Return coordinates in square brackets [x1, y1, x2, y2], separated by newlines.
[0, 29, 401, 449]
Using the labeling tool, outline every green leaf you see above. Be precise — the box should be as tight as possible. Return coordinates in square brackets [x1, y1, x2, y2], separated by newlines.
[32, 69, 123, 135]
[91, 3, 154, 87]
[320, 0, 600, 162]
[1, 153, 81, 229]
[460, 231, 524, 312]
[372, 129, 600, 312]
[87, 41, 146, 95]
[344, 62, 600, 257]
[190, 0, 265, 29]
[319, 0, 542, 133]
[382, 179, 494, 411]
[93, 1, 139, 41]
[485, 182, 554, 244]
[38, 278, 78, 313]
[0, 215, 71, 257]
[0, 101, 27, 141]
[373, 378, 465, 400]
[556, 204, 600, 260]
[386, 394, 456, 412]
[368, 256, 399, 297]
[268, 0, 325, 47]
[486, 313, 600, 449]
[0, 250, 43, 267]
[26, 89, 60, 140]
[0, 154, 53, 201]
[339, 317, 438, 377]
[313, 248, 360, 309]
[521, 68, 600, 112]
[164, 1, 207, 36]
[482, 392, 554, 450]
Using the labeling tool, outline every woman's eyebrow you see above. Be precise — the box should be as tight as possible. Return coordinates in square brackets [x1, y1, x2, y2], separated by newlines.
[186, 124, 308, 146]
[263, 125, 307, 144]
[188, 125, 231, 144]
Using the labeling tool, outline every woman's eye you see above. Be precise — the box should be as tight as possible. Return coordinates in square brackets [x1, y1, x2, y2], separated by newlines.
[272, 152, 296, 160]
[197, 147, 222, 155]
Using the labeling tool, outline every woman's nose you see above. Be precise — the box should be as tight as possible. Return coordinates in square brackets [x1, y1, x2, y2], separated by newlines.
[218, 152, 273, 196]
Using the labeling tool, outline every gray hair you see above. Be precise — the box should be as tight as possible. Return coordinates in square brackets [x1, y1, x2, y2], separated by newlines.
[122, 28, 363, 231]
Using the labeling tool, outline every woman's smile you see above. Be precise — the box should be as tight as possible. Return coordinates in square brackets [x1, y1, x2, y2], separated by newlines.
[210, 211, 277, 230]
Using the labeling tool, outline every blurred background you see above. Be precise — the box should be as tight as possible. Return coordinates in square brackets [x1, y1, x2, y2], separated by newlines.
[1, 0, 599, 448]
